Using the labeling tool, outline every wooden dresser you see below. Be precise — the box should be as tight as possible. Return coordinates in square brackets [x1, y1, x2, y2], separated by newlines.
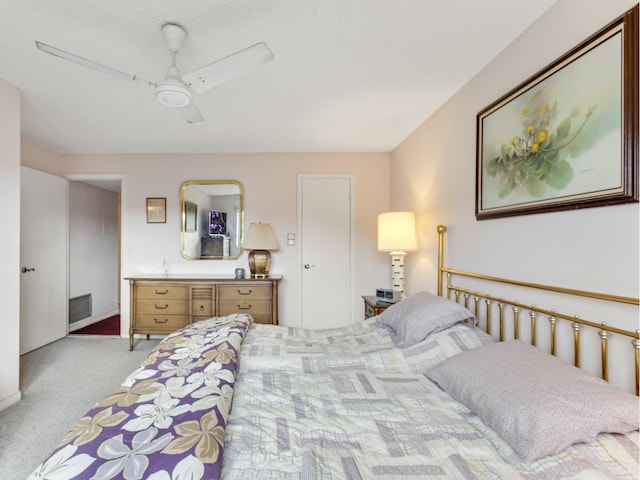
[126, 274, 281, 350]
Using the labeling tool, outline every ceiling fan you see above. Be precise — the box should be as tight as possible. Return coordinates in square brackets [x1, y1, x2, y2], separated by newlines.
[35, 23, 274, 123]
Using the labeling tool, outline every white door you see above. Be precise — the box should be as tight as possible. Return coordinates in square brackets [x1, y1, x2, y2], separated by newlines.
[20, 167, 68, 354]
[299, 174, 354, 329]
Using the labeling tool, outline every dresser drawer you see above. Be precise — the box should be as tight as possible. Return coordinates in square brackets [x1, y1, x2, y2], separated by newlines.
[218, 299, 270, 319]
[192, 300, 213, 317]
[218, 285, 271, 300]
[136, 285, 188, 300]
[134, 314, 187, 330]
[136, 299, 188, 315]
[249, 312, 274, 324]
[190, 284, 214, 318]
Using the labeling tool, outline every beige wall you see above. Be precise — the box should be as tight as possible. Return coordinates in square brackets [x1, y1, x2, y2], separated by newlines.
[0, 79, 21, 409]
[391, 0, 639, 391]
[21, 149, 392, 328]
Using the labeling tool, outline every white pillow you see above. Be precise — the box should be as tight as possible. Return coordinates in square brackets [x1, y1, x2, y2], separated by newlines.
[377, 291, 476, 348]
[426, 340, 640, 461]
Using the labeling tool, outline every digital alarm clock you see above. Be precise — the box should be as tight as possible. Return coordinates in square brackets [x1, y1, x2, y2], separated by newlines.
[375, 288, 401, 304]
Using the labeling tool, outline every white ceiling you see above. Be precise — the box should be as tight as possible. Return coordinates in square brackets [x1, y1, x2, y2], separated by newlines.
[0, 0, 556, 154]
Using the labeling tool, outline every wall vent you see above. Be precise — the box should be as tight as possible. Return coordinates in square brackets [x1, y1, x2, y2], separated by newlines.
[69, 294, 92, 324]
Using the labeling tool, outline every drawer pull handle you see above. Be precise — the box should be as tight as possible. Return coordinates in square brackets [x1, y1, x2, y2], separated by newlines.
[154, 304, 169, 310]
[154, 289, 169, 295]
[237, 304, 252, 310]
[237, 289, 252, 295]
[154, 318, 169, 324]
[199, 305, 205, 311]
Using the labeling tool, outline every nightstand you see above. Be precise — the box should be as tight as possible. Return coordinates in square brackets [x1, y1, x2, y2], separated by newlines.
[362, 295, 392, 319]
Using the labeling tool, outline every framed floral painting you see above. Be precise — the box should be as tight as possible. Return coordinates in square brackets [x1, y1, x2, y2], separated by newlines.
[476, 6, 638, 220]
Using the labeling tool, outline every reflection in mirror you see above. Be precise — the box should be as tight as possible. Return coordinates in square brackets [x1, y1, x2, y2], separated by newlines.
[180, 180, 244, 260]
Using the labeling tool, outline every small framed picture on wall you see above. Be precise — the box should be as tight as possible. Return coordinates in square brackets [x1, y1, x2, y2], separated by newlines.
[146, 197, 166, 224]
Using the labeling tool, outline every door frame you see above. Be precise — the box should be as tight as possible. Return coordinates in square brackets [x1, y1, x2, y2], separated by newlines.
[297, 173, 355, 326]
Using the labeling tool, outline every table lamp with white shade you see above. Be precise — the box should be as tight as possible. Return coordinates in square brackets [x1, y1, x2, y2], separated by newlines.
[377, 212, 418, 298]
[243, 222, 279, 278]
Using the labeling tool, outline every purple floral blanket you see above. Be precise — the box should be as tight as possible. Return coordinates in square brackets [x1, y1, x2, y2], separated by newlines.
[28, 314, 253, 480]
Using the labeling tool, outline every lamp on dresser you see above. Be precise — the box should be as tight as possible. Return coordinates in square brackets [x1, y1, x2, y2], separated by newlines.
[243, 222, 279, 278]
[377, 211, 418, 298]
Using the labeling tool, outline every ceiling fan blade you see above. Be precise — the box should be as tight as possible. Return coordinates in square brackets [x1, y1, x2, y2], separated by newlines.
[181, 100, 204, 123]
[35, 41, 155, 87]
[183, 42, 273, 94]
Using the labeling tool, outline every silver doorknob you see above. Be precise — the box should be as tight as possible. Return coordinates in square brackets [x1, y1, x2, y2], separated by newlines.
[304, 264, 316, 269]
[21, 267, 35, 273]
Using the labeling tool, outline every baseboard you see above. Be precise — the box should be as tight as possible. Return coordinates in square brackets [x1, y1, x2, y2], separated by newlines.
[69, 309, 119, 332]
[0, 390, 22, 412]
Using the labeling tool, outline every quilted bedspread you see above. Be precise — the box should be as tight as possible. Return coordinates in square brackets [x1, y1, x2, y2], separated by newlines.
[28, 315, 639, 479]
[28, 314, 253, 480]
[221, 320, 640, 479]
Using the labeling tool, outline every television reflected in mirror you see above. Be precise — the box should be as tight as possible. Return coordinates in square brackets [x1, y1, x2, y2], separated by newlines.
[179, 180, 244, 260]
[209, 210, 227, 235]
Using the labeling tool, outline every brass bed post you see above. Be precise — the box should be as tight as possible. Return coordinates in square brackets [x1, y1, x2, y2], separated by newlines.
[436, 225, 447, 296]
[598, 324, 609, 382]
[633, 332, 640, 396]
[573, 321, 581, 368]
[529, 309, 537, 346]
[473, 295, 480, 320]
[485, 299, 492, 335]
[498, 302, 505, 341]
[513, 306, 520, 340]
[549, 313, 557, 356]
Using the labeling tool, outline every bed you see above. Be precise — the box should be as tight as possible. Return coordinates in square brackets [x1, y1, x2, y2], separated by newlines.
[28, 226, 639, 480]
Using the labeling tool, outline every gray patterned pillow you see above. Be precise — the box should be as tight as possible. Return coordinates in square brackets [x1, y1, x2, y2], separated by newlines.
[426, 340, 640, 461]
[377, 291, 476, 348]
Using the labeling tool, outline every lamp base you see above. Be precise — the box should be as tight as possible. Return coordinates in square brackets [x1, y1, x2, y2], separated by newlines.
[248, 249, 272, 278]
[389, 250, 407, 298]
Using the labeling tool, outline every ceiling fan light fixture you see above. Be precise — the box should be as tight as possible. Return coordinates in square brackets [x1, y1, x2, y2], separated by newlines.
[35, 21, 273, 124]
[154, 81, 192, 107]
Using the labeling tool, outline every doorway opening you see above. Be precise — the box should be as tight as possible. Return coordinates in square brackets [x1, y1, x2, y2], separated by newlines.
[65, 174, 123, 336]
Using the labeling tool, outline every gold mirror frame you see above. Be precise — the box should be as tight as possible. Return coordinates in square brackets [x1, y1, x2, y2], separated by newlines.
[179, 180, 244, 260]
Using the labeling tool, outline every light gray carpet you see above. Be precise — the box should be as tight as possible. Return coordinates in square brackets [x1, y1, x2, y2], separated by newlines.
[0, 336, 160, 480]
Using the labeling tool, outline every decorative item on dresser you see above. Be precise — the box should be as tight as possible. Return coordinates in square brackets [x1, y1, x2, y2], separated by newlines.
[126, 274, 281, 350]
[242, 221, 279, 278]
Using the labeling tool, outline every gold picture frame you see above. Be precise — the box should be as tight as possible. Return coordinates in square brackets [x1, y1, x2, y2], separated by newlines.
[146, 197, 166, 224]
[476, 6, 638, 220]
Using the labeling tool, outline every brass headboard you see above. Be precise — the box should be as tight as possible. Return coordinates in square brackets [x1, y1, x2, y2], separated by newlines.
[436, 225, 640, 395]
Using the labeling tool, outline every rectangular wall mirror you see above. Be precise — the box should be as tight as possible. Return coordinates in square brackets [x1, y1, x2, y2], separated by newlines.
[180, 180, 244, 260]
